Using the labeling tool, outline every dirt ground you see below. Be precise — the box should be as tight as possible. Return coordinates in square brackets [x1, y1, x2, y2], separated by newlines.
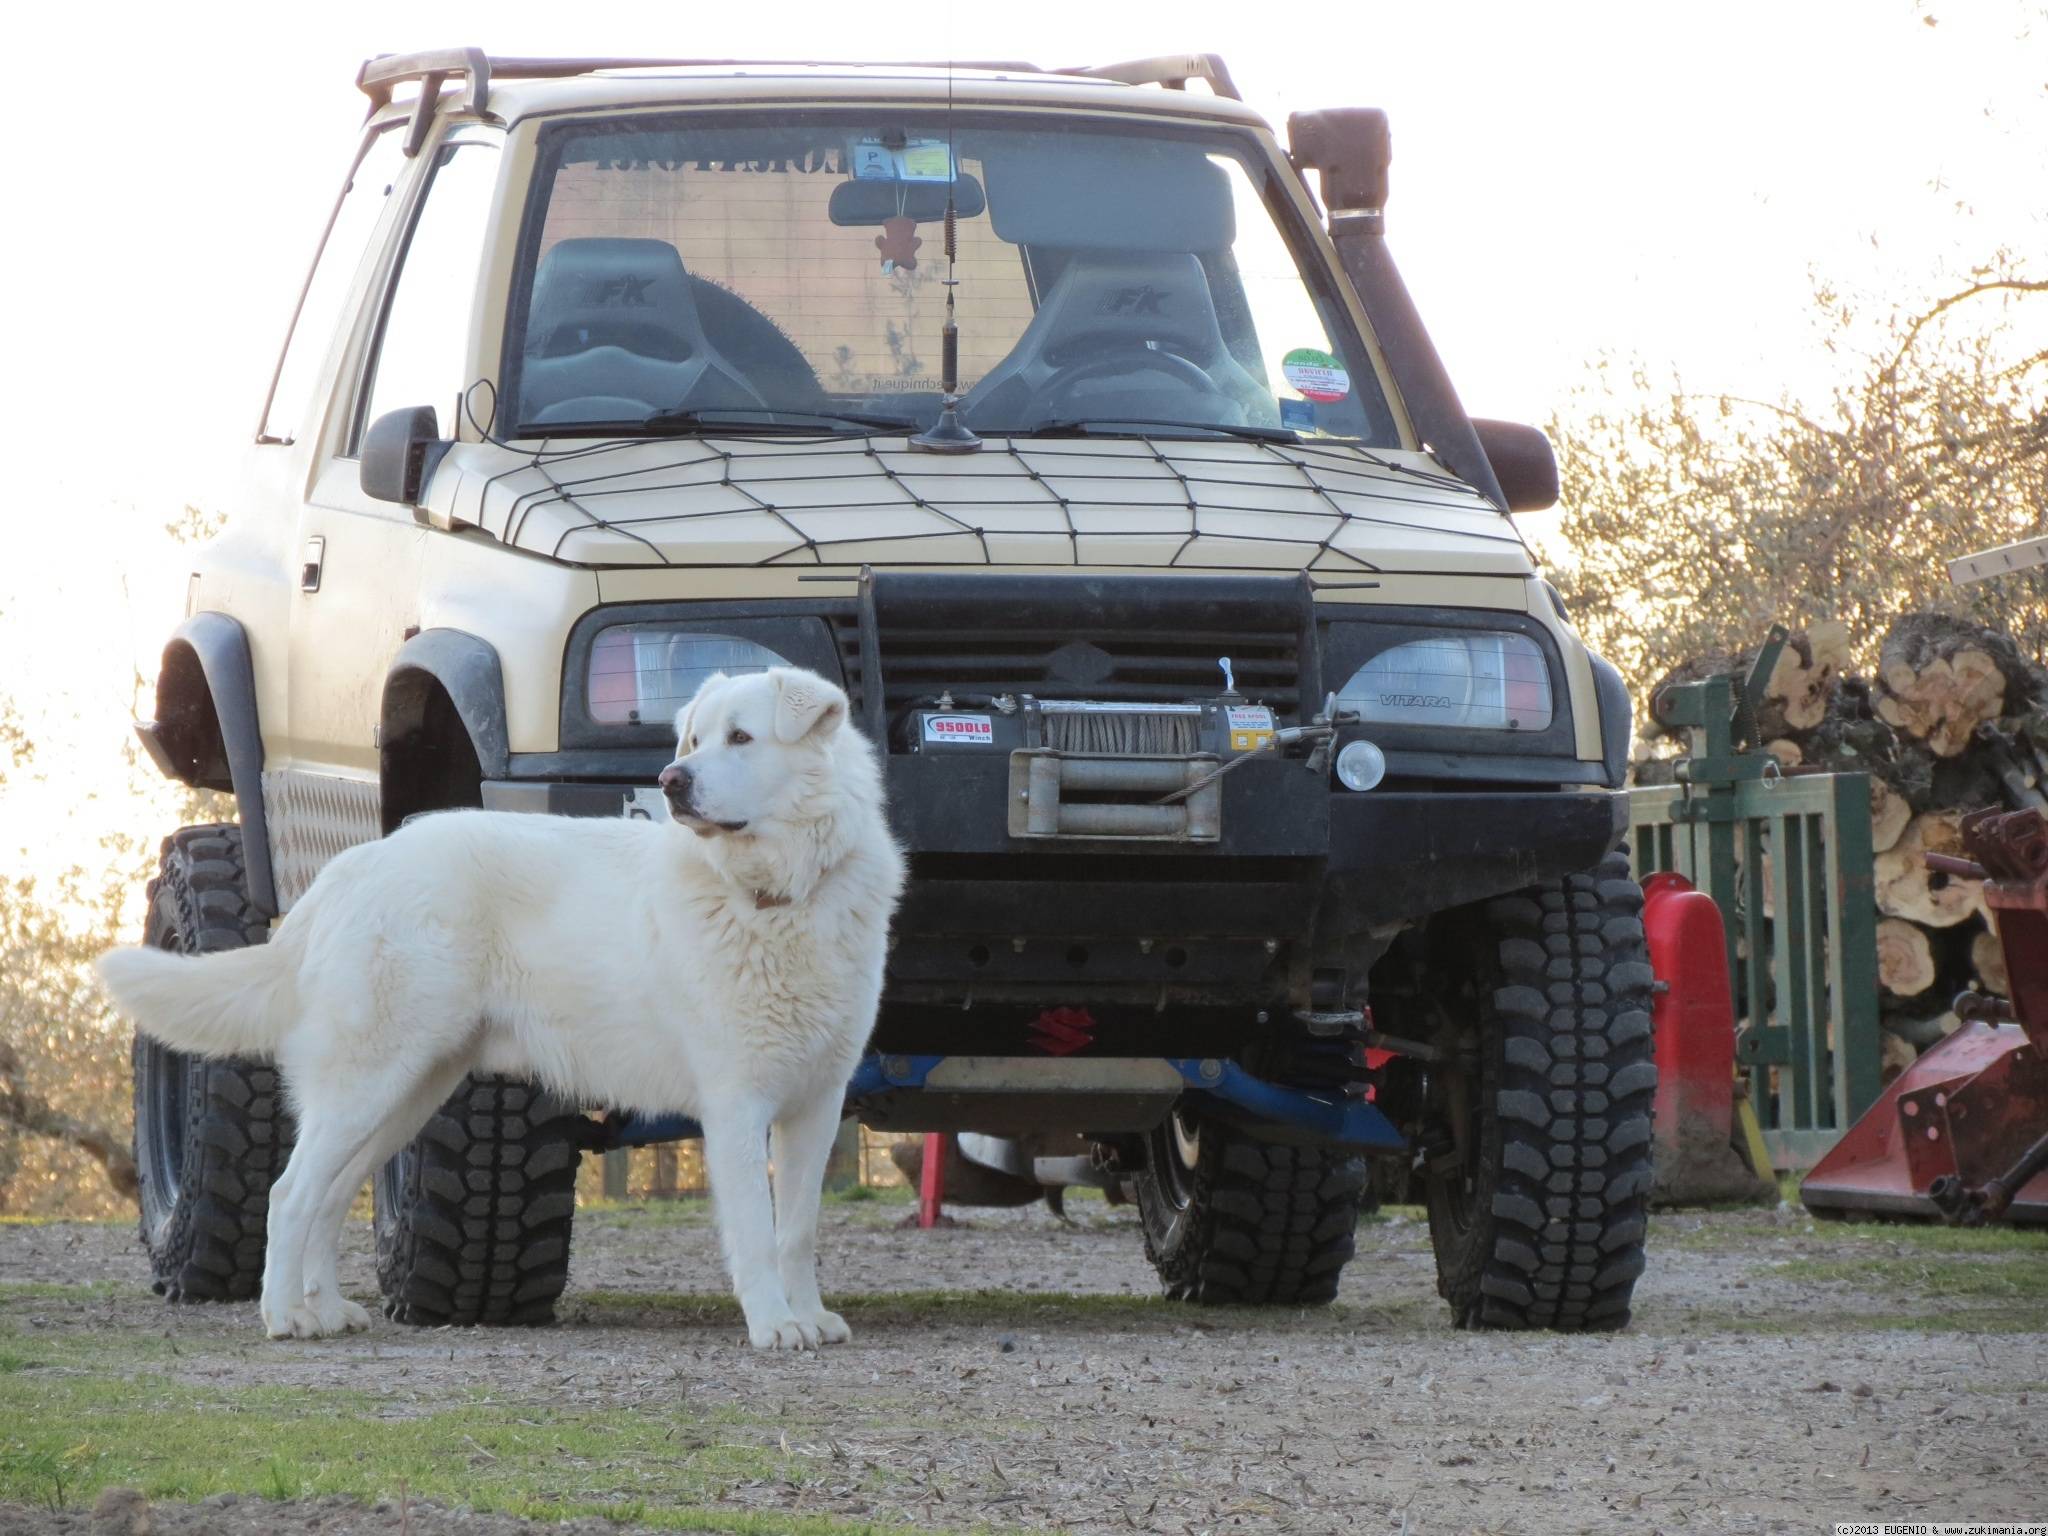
[2, 1193, 2044, 1535]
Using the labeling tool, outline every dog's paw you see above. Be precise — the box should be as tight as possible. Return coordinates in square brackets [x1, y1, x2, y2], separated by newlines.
[746, 1313, 816, 1351]
[281, 1296, 373, 1340]
[805, 1308, 852, 1346]
[332, 1298, 374, 1334]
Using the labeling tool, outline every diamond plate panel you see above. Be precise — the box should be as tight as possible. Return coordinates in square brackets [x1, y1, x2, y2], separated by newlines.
[261, 770, 382, 911]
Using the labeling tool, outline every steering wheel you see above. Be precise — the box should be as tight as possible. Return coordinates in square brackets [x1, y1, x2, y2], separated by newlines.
[1039, 347, 1225, 418]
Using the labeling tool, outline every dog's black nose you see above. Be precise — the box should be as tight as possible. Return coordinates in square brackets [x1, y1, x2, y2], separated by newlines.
[659, 763, 691, 797]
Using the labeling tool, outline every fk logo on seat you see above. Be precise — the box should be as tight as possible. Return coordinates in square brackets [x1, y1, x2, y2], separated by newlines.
[585, 275, 655, 306]
[1097, 284, 1166, 317]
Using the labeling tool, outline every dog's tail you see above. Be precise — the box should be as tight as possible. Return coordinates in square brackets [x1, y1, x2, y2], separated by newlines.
[96, 940, 296, 1059]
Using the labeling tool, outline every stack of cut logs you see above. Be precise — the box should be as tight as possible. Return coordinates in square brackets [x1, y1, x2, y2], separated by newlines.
[1638, 613, 2047, 1080]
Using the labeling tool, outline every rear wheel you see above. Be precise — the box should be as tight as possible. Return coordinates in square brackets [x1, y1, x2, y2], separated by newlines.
[373, 1075, 584, 1327]
[131, 825, 293, 1302]
[1135, 1109, 1368, 1305]
[1423, 850, 1657, 1331]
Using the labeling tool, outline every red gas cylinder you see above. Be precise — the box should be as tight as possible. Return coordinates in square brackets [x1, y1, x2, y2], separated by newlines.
[1641, 872, 1769, 1203]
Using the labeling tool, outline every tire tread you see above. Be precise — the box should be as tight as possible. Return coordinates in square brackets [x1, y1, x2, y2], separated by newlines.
[1431, 849, 1657, 1332]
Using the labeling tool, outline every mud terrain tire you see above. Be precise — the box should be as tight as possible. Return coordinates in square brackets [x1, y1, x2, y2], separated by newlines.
[1426, 850, 1657, 1331]
[131, 824, 293, 1303]
[374, 1075, 584, 1327]
[1136, 1111, 1368, 1305]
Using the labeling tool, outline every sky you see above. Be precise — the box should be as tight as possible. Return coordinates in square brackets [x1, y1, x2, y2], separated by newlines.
[1, 0, 2043, 881]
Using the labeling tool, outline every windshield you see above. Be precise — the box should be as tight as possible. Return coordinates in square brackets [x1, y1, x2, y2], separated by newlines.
[503, 112, 1398, 444]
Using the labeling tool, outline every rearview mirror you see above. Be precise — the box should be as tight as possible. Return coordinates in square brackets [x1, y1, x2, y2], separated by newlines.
[360, 405, 451, 510]
[1471, 420, 1559, 513]
[827, 174, 986, 227]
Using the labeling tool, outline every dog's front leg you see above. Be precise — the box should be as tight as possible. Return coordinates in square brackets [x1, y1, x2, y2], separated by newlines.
[701, 1103, 809, 1349]
[771, 1087, 852, 1346]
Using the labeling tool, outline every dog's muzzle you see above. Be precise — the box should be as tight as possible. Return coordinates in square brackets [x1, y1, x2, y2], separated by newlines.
[657, 763, 745, 833]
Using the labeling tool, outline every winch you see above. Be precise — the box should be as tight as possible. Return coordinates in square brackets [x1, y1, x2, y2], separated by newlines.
[904, 659, 1330, 844]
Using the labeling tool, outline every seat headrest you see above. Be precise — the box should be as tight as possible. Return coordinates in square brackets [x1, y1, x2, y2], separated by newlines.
[526, 238, 706, 361]
[1033, 252, 1226, 363]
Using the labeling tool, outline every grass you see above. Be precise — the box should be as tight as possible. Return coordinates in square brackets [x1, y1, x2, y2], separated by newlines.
[1661, 1303, 2048, 1336]
[0, 1369, 993, 1533]
[0, 1279, 123, 1304]
[1775, 1252, 2048, 1300]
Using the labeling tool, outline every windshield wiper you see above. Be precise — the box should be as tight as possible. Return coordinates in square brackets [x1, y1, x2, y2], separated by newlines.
[1001, 418, 1300, 444]
[517, 406, 923, 438]
[639, 405, 921, 434]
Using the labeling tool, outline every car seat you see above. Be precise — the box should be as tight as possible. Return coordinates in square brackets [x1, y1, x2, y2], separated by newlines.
[519, 237, 766, 425]
[962, 251, 1275, 431]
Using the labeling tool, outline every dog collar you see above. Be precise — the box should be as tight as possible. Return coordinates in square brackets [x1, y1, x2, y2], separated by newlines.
[753, 890, 792, 910]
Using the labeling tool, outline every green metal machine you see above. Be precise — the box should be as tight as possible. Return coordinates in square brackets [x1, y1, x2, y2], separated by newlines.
[1629, 625, 1885, 1175]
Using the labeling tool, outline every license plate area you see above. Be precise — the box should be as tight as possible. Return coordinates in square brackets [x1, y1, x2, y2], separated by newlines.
[1006, 750, 1221, 843]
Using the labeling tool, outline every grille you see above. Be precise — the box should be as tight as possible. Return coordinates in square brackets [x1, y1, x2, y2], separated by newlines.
[835, 620, 1300, 718]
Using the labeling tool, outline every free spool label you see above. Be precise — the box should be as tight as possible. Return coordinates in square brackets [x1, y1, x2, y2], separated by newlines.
[1282, 347, 1350, 404]
[1225, 704, 1275, 753]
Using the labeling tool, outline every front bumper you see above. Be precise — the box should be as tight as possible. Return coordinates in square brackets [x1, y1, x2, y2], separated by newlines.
[482, 767, 1625, 955]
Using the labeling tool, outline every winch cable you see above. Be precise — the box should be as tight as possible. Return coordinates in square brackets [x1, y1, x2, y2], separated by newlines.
[1046, 709, 1201, 755]
[1153, 723, 1337, 805]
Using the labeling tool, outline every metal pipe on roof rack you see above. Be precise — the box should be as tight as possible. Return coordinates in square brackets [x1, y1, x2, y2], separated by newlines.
[357, 52, 1057, 116]
[1060, 54, 1242, 101]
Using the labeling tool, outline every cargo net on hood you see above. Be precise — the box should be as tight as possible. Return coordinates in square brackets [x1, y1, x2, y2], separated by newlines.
[453, 416, 1520, 573]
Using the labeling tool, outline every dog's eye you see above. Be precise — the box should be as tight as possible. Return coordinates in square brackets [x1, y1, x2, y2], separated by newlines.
[689, 736, 699, 751]
[727, 727, 753, 747]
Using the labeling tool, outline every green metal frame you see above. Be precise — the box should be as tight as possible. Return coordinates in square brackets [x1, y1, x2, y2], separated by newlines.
[1628, 643, 1882, 1171]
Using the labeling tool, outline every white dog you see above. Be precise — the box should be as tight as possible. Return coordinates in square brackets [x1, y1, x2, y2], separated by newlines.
[98, 667, 904, 1349]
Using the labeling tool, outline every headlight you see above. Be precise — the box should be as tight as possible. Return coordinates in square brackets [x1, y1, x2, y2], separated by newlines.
[1335, 632, 1554, 732]
[587, 627, 790, 726]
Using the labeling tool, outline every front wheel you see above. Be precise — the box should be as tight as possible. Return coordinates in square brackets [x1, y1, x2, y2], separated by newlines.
[1424, 850, 1658, 1331]
[1135, 1109, 1369, 1305]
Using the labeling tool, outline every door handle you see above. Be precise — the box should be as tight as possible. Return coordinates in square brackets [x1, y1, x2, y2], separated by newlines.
[300, 535, 325, 594]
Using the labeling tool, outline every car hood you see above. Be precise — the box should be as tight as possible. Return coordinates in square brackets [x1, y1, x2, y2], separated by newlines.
[424, 434, 1533, 576]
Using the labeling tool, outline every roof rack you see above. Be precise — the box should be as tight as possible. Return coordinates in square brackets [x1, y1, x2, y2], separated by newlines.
[356, 49, 1242, 153]
[1053, 54, 1242, 101]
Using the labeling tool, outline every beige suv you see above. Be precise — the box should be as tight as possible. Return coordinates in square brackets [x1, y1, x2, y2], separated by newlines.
[130, 50, 1653, 1333]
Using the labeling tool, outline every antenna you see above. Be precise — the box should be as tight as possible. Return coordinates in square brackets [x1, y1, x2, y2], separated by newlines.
[910, 56, 982, 454]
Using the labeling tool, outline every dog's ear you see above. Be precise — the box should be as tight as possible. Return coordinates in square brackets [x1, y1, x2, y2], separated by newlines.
[675, 673, 731, 752]
[772, 669, 848, 744]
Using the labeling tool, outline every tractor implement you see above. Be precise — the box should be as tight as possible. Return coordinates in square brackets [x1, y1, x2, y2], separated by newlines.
[1801, 807, 2048, 1225]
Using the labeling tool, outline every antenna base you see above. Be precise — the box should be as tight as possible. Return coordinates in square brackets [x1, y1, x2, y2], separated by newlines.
[909, 399, 983, 455]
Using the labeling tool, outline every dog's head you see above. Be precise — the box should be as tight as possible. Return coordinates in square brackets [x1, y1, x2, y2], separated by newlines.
[658, 668, 853, 837]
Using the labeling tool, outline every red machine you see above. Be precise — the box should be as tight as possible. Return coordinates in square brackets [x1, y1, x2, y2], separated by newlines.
[1802, 808, 2048, 1225]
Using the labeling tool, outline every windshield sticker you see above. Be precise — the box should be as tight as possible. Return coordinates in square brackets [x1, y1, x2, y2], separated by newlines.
[1282, 347, 1351, 404]
[848, 136, 955, 182]
[1278, 397, 1316, 432]
[923, 713, 994, 746]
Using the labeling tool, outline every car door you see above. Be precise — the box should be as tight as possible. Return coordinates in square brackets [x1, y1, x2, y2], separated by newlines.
[276, 130, 503, 908]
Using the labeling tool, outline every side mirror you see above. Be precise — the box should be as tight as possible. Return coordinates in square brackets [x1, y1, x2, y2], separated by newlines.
[1471, 420, 1559, 513]
[1286, 107, 1391, 216]
[360, 405, 450, 508]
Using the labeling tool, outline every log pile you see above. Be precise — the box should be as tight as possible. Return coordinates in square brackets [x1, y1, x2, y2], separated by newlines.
[1638, 612, 2048, 1081]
